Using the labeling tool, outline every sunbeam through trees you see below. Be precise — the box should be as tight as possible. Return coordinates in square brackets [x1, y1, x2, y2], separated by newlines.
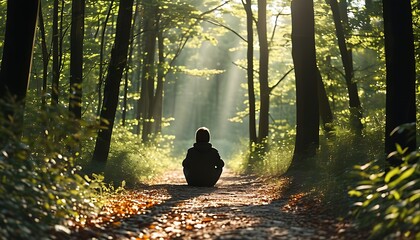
[0, 0, 418, 239]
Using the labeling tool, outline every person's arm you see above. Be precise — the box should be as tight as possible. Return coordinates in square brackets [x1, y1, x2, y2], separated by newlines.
[212, 149, 224, 168]
[218, 157, 225, 168]
[182, 148, 192, 167]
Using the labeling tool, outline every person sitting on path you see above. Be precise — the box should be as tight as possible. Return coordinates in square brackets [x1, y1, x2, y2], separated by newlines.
[182, 127, 224, 187]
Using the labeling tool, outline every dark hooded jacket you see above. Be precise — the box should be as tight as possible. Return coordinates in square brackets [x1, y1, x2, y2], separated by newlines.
[182, 142, 224, 186]
[182, 142, 224, 171]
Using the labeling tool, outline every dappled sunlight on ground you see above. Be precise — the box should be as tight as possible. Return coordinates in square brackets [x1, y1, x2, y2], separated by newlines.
[67, 168, 367, 239]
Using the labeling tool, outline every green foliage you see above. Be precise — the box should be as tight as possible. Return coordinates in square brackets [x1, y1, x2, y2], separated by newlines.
[349, 147, 419, 239]
[0, 104, 99, 239]
[81, 125, 178, 187]
[228, 138, 293, 176]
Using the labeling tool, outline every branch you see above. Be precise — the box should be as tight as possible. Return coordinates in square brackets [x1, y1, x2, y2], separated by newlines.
[269, 67, 294, 93]
[204, 19, 247, 42]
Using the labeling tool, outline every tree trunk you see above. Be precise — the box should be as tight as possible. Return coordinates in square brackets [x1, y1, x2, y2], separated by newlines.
[257, 0, 270, 144]
[51, 0, 60, 105]
[140, 1, 158, 142]
[69, 0, 85, 154]
[383, 0, 417, 159]
[243, 0, 258, 145]
[122, 0, 139, 126]
[316, 67, 334, 135]
[92, 0, 134, 163]
[152, 29, 165, 135]
[69, 0, 85, 120]
[329, 0, 363, 134]
[0, 0, 40, 123]
[97, 0, 114, 117]
[291, 0, 319, 157]
[134, 9, 143, 135]
[38, 4, 49, 106]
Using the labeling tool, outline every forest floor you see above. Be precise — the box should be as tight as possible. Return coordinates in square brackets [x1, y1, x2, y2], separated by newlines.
[68, 169, 368, 239]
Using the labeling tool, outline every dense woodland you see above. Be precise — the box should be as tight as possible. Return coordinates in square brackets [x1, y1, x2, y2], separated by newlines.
[0, 0, 419, 239]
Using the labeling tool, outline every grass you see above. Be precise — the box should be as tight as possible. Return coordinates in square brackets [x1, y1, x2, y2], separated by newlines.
[79, 125, 179, 187]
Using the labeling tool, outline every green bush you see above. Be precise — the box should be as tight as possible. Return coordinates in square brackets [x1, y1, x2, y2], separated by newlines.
[349, 146, 419, 239]
[0, 105, 99, 239]
[80, 125, 179, 187]
[227, 139, 293, 176]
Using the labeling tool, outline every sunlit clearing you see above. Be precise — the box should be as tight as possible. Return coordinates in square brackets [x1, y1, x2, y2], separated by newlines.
[165, 35, 247, 160]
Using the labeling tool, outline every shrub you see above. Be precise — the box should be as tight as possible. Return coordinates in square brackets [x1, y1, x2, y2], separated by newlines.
[0, 105, 99, 239]
[80, 125, 179, 187]
[227, 139, 293, 176]
[349, 146, 419, 239]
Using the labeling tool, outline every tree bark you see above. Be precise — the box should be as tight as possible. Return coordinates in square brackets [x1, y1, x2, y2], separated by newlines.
[316, 67, 334, 135]
[140, 1, 158, 142]
[243, 0, 258, 145]
[122, 0, 139, 126]
[0, 0, 40, 121]
[51, 0, 60, 105]
[97, 0, 114, 117]
[38, 4, 49, 106]
[69, 0, 85, 120]
[291, 0, 319, 157]
[257, 0, 270, 144]
[329, 0, 363, 134]
[383, 0, 417, 158]
[152, 29, 165, 135]
[92, 0, 134, 163]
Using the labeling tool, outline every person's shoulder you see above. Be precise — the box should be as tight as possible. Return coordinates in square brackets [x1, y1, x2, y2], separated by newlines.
[210, 147, 220, 154]
[211, 146, 219, 151]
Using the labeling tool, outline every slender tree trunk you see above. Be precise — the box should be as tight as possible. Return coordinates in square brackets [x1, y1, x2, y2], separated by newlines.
[243, 0, 258, 145]
[97, 0, 114, 116]
[316, 67, 334, 135]
[383, 0, 417, 159]
[122, 53, 131, 127]
[69, 0, 85, 120]
[38, 4, 49, 106]
[134, 9, 143, 135]
[69, 0, 85, 154]
[0, 0, 40, 133]
[291, 0, 319, 158]
[257, 0, 270, 144]
[122, 0, 139, 127]
[51, 0, 60, 105]
[152, 29, 165, 135]
[140, 1, 158, 142]
[92, 0, 134, 163]
[329, 0, 363, 134]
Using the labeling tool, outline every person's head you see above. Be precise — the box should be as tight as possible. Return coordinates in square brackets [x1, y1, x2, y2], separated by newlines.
[195, 127, 210, 143]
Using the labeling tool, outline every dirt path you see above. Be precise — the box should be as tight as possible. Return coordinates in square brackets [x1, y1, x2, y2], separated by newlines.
[71, 169, 366, 239]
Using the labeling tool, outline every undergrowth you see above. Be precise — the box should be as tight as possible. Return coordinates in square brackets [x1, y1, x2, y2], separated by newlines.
[80, 125, 178, 187]
[228, 126, 384, 216]
[349, 124, 419, 239]
[0, 101, 178, 238]
[0, 104, 99, 239]
[227, 138, 293, 176]
[229, 123, 419, 239]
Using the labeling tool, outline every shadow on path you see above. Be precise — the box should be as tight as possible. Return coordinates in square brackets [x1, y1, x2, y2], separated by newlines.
[70, 169, 367, 239]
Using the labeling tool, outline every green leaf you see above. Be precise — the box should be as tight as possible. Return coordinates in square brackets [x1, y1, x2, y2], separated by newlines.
[389, 167, 415, 189]
[408, 191, 420, 202]
[390, 190, 401, 200]
[384, 167, 399, 183]
[348, 190, 362, 197]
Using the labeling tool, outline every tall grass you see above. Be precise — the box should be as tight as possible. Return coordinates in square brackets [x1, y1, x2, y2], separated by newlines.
[80, 125, 179, 187]
[228, 126, 385, 216]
